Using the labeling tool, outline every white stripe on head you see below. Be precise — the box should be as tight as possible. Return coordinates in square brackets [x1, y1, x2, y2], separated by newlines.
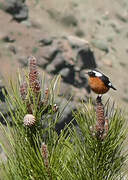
[93, 70, 102, 77]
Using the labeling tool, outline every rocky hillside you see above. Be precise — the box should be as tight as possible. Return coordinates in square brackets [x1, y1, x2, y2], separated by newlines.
[0, 0, 128, 111]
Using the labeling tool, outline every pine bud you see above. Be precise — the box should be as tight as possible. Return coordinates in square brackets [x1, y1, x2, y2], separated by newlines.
[53, 104, 58, 112]
[43, 88, 49, 105]
[20, 82, 27, 100]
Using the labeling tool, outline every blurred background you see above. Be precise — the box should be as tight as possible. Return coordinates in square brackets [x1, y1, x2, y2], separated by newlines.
[0, 0, 128, 110]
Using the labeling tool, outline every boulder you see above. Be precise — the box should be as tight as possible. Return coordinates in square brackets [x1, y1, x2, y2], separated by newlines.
[2, 0, 28, 22]
[76, 46, 97, 69]
[55, 97, 77, 134]
[37, 36, 97, 88]
[91, 39, 109, 53]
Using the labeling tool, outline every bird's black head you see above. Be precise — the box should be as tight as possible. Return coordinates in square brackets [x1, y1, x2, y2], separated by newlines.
[87, 70, 103, 77]
[87, 71, 95, 77]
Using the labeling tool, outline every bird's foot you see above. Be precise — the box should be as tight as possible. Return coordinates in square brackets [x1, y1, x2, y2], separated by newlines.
[96, 95, 102, 103]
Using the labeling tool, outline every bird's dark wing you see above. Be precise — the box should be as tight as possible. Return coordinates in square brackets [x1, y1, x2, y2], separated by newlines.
[100, 75, 116, 90]
[100, 75, 109, 87]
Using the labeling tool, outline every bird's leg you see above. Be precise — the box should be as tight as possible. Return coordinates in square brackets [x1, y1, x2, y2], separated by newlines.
[96, 94, 102, 103]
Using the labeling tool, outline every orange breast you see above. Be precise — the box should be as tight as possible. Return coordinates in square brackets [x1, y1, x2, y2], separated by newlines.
[88, 77, 109, 94]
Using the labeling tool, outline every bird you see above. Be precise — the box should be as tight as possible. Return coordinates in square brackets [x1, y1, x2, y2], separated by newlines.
[86, 70, 116, 95]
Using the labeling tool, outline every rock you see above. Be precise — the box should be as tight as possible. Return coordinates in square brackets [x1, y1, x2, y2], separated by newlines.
[39, 36, 97, 94]
[39, 37, 53, 46]
[0, 92, 7, 124]
[102, 14, 109, 21]
[0, 108, 12, 126]
[21, 20, 31, 27]
[111, 46, 116, 52]
[2, 0, 28, 22]
[9, 45, 17, 54]
[126, 48, 128, 53]
[55, 98, 77, 134]
[0, 74, 7, 103]
[67, 36, 89, 48]
[78, 70, 90, 92]
[60, 67, 75, 84]
[59, 82, 73, 99]
[119, 62, 126, 67]
[18, 57, 28, 67]
[116, 13, 127, 23]
[46, 64, 55, 73]
[47, 9, 60, 20]
[73, 71, 86, 88]
[0, 102, 8, 114]
[41, 36, 96, 71]
[106, 35, 114, 42]
[91, 39, 109, 53]
[75, 28, 85, 37]
[41, 38, 75, 71]
[40, 96, 77, 135]
[31, 21, 42, 29]
[71, 2, 78, 8]
[2, 35, 15, 43]
[42, 45, 60, 61]
[0, 32, 7, 41]
[61, 14, 78, 26]
[58, 39, 75, 65]
[76, 46, 97, 69]
[102, 59, 112, 67]
[0, 102, 10, 125]
[109, 21, 121, 34]
[37, 57, 48, 68]
[74, 66, 80, 72]
[110, 21, 118, 29]
[50, 53, 66, 73]
[0, 86, 7, 102]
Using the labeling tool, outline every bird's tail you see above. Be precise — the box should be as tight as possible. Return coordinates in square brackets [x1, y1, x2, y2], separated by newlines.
[111, 85, 117, 90]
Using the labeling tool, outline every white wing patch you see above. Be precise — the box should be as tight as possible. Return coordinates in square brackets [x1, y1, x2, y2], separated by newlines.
[93, 70, 102, 77]
[108, 82, 112, 87]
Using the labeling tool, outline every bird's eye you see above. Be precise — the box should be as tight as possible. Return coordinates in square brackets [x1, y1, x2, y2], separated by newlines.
[88, 71, 95, 76]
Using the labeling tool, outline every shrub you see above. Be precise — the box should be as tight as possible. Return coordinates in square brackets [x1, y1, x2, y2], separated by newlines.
[0, 56, 127, 180]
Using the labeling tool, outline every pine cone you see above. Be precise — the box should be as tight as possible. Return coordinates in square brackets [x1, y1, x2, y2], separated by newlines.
[41, 142, 49, 168]
[23, 114, 36, 127]
[28, 56, 41, 94]
[96, 96, 105, 139]
[20, 81, 27, 100]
